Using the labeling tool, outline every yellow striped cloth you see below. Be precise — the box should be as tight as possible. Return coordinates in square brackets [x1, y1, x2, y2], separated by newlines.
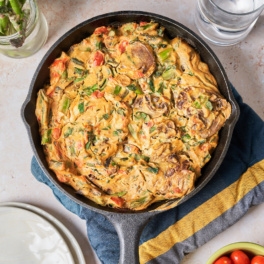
[140, 160, 264, 263]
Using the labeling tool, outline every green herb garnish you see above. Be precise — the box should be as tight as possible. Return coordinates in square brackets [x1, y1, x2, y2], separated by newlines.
[41, 129, 52, 145]
[148, 79, 155, 93]
[127, 84, 143, 95]
[102, 113, 109, 120]
[78, 102, 85, 113]
[64, 127, 73, 138]
[149, 126, 156, 133]
[182, 133, 191, 143]
[158, 48, 173, 61]
[113, 85, 122, 95]
[83, 84, 99, 96]
[147, 166, 159, 174]
[71, 57, 84, 66]
[193, 101, 202, 109]
[205, 100, 213, 111]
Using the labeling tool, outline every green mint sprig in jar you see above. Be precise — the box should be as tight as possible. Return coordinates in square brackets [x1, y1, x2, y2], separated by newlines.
[0, 0, 48, 58]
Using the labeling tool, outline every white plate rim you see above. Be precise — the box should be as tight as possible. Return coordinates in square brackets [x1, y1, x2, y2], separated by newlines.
[0, 202, 86, 264]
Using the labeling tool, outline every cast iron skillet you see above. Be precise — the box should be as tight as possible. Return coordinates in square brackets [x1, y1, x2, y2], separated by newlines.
[21, 11, 239, 264]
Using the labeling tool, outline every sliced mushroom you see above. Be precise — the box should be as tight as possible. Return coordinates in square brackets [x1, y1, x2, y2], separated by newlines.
[199, 114, 226, 138]
[132, 94, 169, 118]
[117, 41, 156, 79]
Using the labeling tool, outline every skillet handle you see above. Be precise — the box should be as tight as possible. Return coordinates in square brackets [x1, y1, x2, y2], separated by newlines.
[106, 212, 155, 264]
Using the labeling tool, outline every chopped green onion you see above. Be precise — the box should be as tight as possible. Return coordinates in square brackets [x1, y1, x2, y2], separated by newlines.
[193, 101, 202, 109]
[147, 166, 159, 174]
[61, 96, 70, 113]
[162, 68, 176, 80]
[127, 84, 143, 95]
[157, 83, 165, 94]
[205, 100, 213, 111]
[83, 84, 99, 96]
[131, 196, 148, 208]
[182, 133, 191, 143]
[157, 27, 164, 36]
[135, 154, 150, 162]
[128, 124, 136, 137]
[41, 129, 52, 145]
[113, 191, 127, 197]
[108, 30, 115, 36]
[204, 153, 211, 162]
[74, 67, 86, 75]
[149, 126, 156, 133]
[85, 142, 91, 150]
[71, 57, 84, 66]
[113, 85, 122, 95]
[158, 48, 173, 61]
[64, 127, 73, 138]
[69, 145, 75, 156]
[102, 113, 109, 120]
[102, 125, 111, 130]
[74, 77, 86, 83]
[122, 23, 135, 32]
[78, 102, 85, 113]
[96, 41, 103, 50]
[134, 111, 148, 120]
[61, 70, 68, 79]
[148, 79, 155, 93]
[116, 108, 126, 116]
[113, 129, 123, 136]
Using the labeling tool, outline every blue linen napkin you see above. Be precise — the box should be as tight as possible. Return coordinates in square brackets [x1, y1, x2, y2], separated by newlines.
[31, 85, 264, 264]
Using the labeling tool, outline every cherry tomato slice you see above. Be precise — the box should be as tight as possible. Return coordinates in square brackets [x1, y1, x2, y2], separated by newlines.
[119, 40, 129, 53]
[93, 26, 109, 35]
[251, 255, 264, 264]
[92, 51, 104, 66]
[214, 256, 234, 264]
[110, 197, 125, 207]
[230, 250, 250, 264]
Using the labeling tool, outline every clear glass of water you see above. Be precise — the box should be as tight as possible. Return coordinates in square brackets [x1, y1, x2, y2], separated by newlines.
[0, 0, 48, 58]
[195, 0, 264, 46]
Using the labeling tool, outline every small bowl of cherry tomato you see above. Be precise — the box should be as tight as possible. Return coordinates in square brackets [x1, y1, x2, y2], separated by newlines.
[206, 242, 264, 264]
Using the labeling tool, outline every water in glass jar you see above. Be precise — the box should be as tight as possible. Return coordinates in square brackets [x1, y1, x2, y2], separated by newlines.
[195, 0, 264, 46]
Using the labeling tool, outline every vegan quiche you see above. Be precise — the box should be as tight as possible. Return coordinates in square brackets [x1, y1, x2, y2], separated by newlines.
[36, 21, 231, 210]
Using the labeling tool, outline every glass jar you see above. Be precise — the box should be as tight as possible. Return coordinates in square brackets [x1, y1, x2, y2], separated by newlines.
[0, 0, 48, 58]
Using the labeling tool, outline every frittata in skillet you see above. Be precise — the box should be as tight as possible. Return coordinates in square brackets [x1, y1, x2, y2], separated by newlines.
[36, 21, 231, 210]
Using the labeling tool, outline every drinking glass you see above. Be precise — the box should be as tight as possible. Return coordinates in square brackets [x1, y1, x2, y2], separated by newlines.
[195, 0, 264, 46]
[0, 0, 48, 58]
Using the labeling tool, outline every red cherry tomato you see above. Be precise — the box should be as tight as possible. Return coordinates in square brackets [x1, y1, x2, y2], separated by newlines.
[119, 40, 129, 53]
[110, 197, 125, 207]
[52, 127, 61, 140]
[92, 90, 104, 98]
[92, 51, 104, 66]
[230, 250, 250, 264]
[251, 255, 264, 264]
[214, 256, 234, 264]
[93, 26, 109, 35]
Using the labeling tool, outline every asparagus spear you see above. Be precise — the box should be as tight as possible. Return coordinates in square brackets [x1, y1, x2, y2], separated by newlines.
[9, 0, 23, 15]
[0, 14, 9, 35]
[0, 0, 29, 47]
